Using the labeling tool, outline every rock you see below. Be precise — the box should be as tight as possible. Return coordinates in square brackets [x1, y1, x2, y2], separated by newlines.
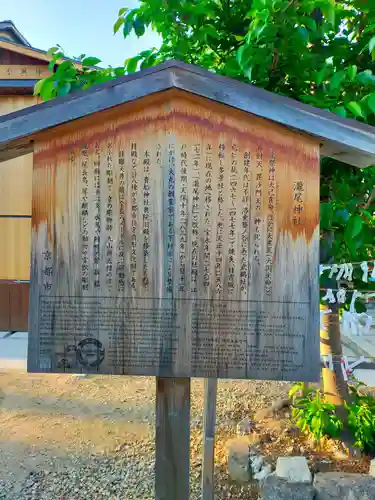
[249, 454, 264, 475]
[370, 458, 375, 477]
[255, 398, 290, 421]
[314, 472, 375, 500]
[226, 437, 250, 483]
[275, 457, 312, 484]
[254, 464, 272, 482]
[260, 476, 315, 500]
[237, 417, 255, 435]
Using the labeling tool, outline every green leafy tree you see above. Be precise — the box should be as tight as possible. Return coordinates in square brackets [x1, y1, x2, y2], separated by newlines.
[35, 0, 375, 408]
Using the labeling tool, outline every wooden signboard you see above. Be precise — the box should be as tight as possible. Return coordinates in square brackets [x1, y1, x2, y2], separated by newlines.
[0, 64, 50, 80]
[27, 91, 320, 381]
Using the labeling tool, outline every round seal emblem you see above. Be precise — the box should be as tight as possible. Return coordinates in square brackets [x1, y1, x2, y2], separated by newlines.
[76, 338, 105, 368]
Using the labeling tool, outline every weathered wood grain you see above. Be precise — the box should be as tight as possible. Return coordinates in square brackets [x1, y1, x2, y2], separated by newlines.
[155, 377, 190, 500]
[27, 92, 320, 381]
[201, 378, 218, 500]
[0, 218, 31, 280]
[0, 62, 374, 166]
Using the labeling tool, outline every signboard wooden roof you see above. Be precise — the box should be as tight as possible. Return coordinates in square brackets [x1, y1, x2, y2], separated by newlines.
[0, 61, 374, 382]
[0, 61, 374, 166]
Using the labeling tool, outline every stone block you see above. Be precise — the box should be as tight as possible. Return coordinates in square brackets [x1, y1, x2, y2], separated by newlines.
[275, 456, 312, 484]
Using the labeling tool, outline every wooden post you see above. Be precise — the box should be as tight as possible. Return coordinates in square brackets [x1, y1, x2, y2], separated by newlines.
[155, 377, 191, 500]
[201, 378, 218, 500]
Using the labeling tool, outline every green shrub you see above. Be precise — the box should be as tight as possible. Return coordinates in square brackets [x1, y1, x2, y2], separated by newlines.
[290, 381, 375, 453]
[289, 382, 343, 441]
[346, 382, 375, 453]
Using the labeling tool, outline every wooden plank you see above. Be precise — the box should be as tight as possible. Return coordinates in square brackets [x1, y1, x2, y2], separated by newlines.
[155, 377, 190, 500]
[0, 283, 10, 331]
[0, 218, 31, 280]
[0, 40, 85, 69]
[201, 378, 218, 500]
[0, 95, 40, 115]
[0, 96, 36, 216]
[0, 65, 50, 80]
[0, 62, 374, 167]
[9, 282, 29, 332]
[0, 154, 32, 215]
[27, 93, 320, 381]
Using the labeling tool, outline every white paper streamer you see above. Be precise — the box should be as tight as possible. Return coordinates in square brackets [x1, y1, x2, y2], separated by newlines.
[336, 288, 347, 304]
[320, 355, 370, 375]
[336, 264, 347, 281]
[360, 261, 369, 283]
[329, 264, 339, 279]
[321, 354, 333, 370]
[322, 289, 336, 303]
[346, 263, 354, 281]
[320, 264, 331, 276]
[350, 290, 363, 313]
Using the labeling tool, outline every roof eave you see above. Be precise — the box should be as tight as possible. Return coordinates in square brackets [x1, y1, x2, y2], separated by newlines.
[0, 62, 374, 167]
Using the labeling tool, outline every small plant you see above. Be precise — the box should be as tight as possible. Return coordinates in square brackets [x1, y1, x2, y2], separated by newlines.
[289, 383, 343, 441]
[346, 382, 375, 453]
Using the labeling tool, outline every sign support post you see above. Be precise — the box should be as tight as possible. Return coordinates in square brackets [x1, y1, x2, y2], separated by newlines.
[155, 376, 191, 500]
[201, 378, 218, 500]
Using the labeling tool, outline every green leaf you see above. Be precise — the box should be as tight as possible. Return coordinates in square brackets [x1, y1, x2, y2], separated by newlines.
[39, 79, 57, 101]
[133, 17, 145, 37]
[126, 56, 140, 73]
[356, 70, 375, 85]
[369, 36, 375, 54]
[236, 44, 246, 66]
[329, 70, 346, 92]
[118, 7, 128, 16]
[202, 24, 219, 40]
[347, 65, 357, 81]
[58, 82, 71, 96]
[123, 18, 134, 37]
[345, 215, 363, 241]
[48, 60, 56, 72]
[332, 106, 346, 118]
[114, 17, 125, 34]
[55, 60, 74, 75]
[82, 57, 101, 67]
[33, 78, 46, 96]
[46, 46, 59, 57]
[368, 93, 375, 114]
[346, 101, 363, 118]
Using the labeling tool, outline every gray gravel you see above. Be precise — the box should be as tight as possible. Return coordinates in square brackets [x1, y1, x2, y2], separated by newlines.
[0, 375, 290, 499]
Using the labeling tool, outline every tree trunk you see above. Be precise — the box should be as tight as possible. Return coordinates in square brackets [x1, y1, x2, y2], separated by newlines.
[320, 302, 355, 451]
[320, 302, 349, 405]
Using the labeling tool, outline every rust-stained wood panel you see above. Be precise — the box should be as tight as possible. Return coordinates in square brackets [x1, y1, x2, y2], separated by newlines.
[28, 92, 320, 381]
[0, 64, 49, 79]
[0, 218, 31, 280]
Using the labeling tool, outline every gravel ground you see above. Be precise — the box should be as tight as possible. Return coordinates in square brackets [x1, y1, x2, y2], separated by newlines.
[0, 372, 291, 499]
